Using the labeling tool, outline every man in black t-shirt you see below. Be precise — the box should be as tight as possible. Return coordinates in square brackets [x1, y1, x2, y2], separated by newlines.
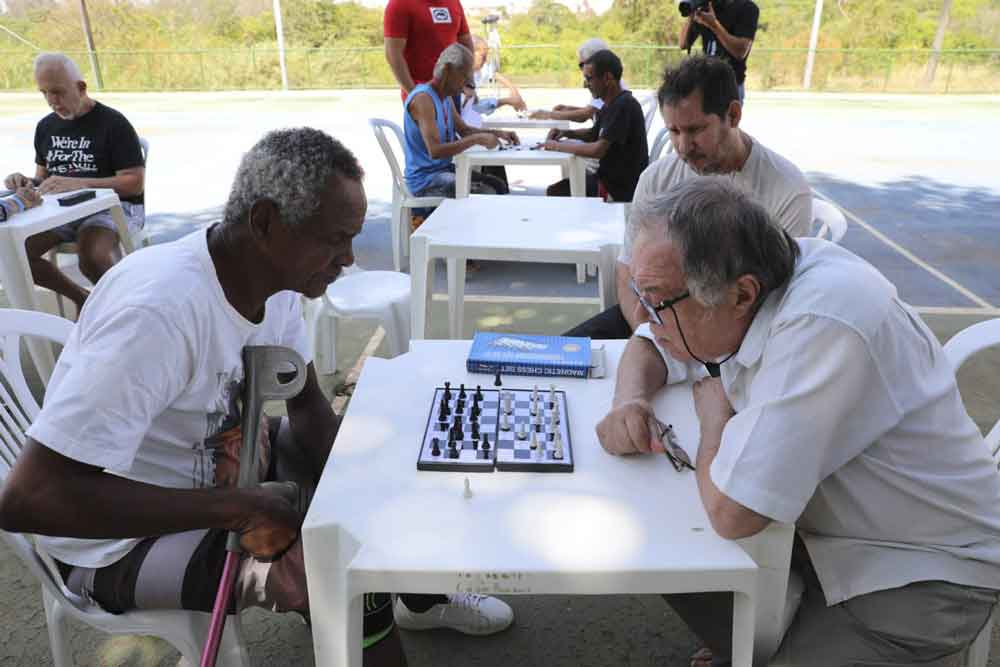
[4, 53, 145, 315]
[542, 50, 648, 202]
[679, 0, 759, 102]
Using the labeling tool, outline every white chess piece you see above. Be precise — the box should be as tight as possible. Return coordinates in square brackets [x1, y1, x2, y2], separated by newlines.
[503, 392, 513, 415]
[530, 430, 538, 450]
[464, 477, 473, 499]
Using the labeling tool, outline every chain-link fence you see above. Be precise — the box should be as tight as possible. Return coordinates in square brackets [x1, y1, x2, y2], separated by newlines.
[2, 46, 998, 93]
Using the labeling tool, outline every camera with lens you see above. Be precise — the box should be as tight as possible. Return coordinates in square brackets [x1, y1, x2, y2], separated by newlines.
[678, 0, 710, 16]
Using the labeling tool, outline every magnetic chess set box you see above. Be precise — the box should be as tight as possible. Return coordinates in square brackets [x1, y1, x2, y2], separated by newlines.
[466, 332, 594, 379]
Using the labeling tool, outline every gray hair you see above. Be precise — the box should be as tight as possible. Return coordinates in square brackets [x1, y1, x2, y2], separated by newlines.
[578, 38, 610, 61]
[433, 43, 473, 80]
[634, 179, 800, 307]
[223, 127, 363, 229]
[33, 52, 84, 82]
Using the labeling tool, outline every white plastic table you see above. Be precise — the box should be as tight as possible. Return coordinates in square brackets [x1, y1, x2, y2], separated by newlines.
[0, 188, 124, 381]
[453, 145, 586, 199]
[302, 339, 794, 667]
[409, 196, 625, 340]
[480, 117, 571, 131]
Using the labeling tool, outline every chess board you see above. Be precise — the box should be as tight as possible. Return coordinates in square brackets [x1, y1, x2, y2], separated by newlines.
[417, 383, 574, 473]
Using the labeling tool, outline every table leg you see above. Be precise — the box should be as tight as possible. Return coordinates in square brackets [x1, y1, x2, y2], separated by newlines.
[0, 231, 56, 381]
[455, 156, 472, 199]
[568, 158, 585, 197]
[732, 590, 757, 667]
[446, 257, 467, 339]
[108, 204, 135, 254]
[409, 236, 433, 339]
[597, 245, 619, 311]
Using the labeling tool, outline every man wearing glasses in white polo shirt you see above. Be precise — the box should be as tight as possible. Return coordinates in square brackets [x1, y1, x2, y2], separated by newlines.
[596, 179, 1000, 667]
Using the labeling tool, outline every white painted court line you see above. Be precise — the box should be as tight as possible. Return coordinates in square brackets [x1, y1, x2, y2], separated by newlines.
[332, 326, 386, 415]
[915, 306, 1000, 317]
[812, 188, 995, 309]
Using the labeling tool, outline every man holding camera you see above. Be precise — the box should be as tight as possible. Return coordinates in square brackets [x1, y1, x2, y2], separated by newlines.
[678, 0, 759, 102]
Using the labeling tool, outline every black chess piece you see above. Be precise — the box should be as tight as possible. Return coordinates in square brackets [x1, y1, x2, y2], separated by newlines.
[459, 383, 467, 399]
[431, 438, 441, 457]
[471, 404, 480, 419]
[494, 368, 502, 387]
[475, 385, 484, 401]
[481, 433, 491, 451]
[471, 422, 480, 440]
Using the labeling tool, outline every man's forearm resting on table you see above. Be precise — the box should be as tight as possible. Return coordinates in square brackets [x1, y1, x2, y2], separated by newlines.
[612, 336, 668, 406]
[0, 438, 278, 538]
[549, 139, 607, 159]
[695, 421, 771, 540]
[46, 169, 144, 199]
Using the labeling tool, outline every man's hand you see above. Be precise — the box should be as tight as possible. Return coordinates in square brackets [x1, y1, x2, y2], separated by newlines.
[235, 484, 302, 559]
[38, 175, 83, 195]
[692, 377, 734, 432]
[596, 398, 664, 455]
[511, 93, 527, 112]
[496, 130, 520, 145]
[14, 187, 42, 210]
[4, 173, 33, 189]
[476, 133, 500, 150]
[546, 128, 564, 142]
[693, 2, 722, 32]
[529, 110, 552, 120]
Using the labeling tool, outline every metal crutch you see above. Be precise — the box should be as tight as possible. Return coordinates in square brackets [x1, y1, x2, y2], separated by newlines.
[200, 345, 308, 667]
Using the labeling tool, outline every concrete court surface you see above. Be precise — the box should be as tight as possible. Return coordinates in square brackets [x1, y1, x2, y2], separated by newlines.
[1, 88, 999, 665]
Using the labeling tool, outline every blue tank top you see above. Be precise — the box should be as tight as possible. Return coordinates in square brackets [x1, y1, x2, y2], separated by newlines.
[403, 83, 456, 195]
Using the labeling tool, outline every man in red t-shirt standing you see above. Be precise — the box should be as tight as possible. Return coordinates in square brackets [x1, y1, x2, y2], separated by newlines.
[384, 0, 474, 100]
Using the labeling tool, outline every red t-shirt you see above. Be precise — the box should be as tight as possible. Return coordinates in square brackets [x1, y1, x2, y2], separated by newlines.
[384, 0, 470, 97]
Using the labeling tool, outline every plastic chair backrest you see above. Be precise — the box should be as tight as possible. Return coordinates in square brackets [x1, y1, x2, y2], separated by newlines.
[639, 94, 657, 133]
[0, 310, 73, 477]
[649, 127, 672, 162]
[942, 318, 1000, 467]
[813, 198, 847, 243]
[369, 118, 411, 199]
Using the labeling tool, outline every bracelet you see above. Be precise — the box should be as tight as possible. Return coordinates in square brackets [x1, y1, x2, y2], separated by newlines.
[9, 194, 25, 212]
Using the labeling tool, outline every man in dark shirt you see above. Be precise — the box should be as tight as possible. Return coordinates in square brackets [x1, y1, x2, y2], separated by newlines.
[542, 49, 648, 202]
[4, 53, 145, 315]
[679, 0, 759, 102]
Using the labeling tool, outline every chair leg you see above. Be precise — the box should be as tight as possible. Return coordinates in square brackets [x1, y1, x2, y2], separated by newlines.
[45, 249, 68, 318]
[391, 202, 403, 273]
[42, 589, 73, 667]
[381, 298, 411, 358]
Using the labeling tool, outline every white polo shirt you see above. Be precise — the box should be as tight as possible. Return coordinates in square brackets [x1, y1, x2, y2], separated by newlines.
[621, 136, 813, 265]
[637, 238, 1000, 604]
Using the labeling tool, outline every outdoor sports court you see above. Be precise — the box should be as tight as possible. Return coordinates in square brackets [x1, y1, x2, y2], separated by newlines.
[0, 88, 998, 666]
[2, 89, 998, 319]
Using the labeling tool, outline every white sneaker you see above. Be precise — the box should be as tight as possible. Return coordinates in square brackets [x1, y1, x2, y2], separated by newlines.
[393, 593, 513, 635]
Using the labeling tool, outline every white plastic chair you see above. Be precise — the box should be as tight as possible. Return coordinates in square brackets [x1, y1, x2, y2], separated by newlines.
[639, 94, 657, 133]
[305, 267, 412, 376]
[50, 137, 152, 317]
[0, 308, 248, 667]
[648, 127, 674, 162]
[812, 197, 848, 243]
[369, 118, 445, 272]
[941, 317, 1000, 666]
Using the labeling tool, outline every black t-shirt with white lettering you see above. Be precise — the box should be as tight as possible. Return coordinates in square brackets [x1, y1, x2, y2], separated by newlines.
[693, 0, 759, 84]
[34, 101, 144, 205]
[591, 89, 648, 203]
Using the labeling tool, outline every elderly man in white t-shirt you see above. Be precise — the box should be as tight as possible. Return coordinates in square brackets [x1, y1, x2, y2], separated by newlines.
[0, 128, 513, 667]
[597, 178, 1000, 667]
[565, 55, 812, 340]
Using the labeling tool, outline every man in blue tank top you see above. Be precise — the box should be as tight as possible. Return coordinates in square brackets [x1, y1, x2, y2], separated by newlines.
[403, 43, 518, 207]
